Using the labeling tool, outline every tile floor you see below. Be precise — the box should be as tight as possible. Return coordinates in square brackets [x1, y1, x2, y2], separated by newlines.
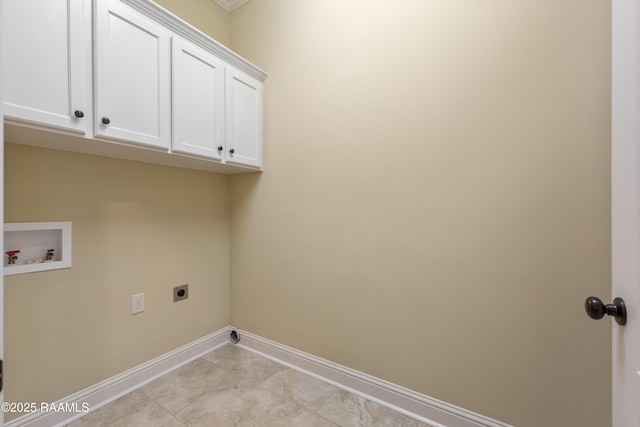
[67, 344, 433, 427]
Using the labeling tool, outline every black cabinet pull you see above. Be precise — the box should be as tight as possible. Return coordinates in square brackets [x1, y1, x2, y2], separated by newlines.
[229, 148, 235, 154]
[102, 117, 110, 125]
[74, 110, 84, 118]
[217, 146, 223, 151]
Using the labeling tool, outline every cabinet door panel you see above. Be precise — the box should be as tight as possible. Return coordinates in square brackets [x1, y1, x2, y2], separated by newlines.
[2, 0, 90, 133]
[225, 67, 263, 169]
[95, 0, 170, 149]
[172, 37, 225, 160]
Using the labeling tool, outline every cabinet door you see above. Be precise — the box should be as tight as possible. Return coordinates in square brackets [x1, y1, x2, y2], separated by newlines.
[1, 0, 91, 134]
[225, 67, 263, 169]
[172, 37, 225, 160]
[94, 0, 171, 149]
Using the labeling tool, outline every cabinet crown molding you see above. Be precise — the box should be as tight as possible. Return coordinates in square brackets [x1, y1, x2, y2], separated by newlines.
[214, 0, 252, 13]
[122, 0, 266, 81]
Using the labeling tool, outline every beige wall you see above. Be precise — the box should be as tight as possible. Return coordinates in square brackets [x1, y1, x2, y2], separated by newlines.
[155, 0, 230, 46]
[4, 144, 230, 420]
[228, 1, 612, 426]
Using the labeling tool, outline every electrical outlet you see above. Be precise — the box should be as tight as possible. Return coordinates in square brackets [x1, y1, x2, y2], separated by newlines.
[173, 284, 188, 302]
[132, 293, 145, 314]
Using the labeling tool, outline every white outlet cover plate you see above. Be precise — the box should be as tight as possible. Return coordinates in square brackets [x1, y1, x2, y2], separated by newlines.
[132, 293, 145, 314]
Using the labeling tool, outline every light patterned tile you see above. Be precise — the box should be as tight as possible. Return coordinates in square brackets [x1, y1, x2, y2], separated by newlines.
[402, 417, 437, 427]
[68, 391, 184, 427]
[249, 399, 339, 427]
[66, 416, 89, 426]
[316, 390, 407, 427]
[68, 345, 432, 427]
[201, 343, 241, 364]
[67, 390, 147, 427]
[201, 345, 287, 391]
[260, 368, 341, 412]
[139, 357, 217, 414]
[175, 387, 284, 427]
[100, 401, 184, 427]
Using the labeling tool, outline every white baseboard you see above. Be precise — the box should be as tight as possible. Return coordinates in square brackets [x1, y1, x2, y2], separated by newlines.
[4, 327, 231, 427]
[235, 329, 513, 427]
[4, 326, 512, 427]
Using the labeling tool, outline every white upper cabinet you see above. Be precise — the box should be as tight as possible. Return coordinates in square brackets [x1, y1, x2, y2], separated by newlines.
[172, 37, 225, 160]
[1, 0, 91, 134]
[94, 0, 171, 150]
[225, 67, 263, 169]
[2, 0, 266, 173]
